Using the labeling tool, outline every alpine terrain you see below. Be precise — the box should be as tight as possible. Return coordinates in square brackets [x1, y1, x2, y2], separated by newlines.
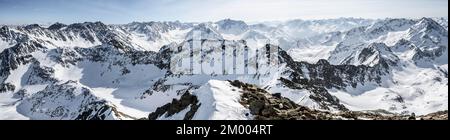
[0, 18, 448, 120]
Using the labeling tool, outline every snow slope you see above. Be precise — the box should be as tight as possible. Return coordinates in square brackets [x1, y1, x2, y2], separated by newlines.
[191, 80, 251, 120]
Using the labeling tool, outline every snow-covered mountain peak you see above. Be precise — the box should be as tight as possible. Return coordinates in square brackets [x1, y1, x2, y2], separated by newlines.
[123, 21, 191, 34]
[185, 23, 223, 40]
[48, 22, 67, 30]
[282, 18, 375, 39]
[358, 42, 399, 66]
[24, 24, 43, 30]
[365, 18, 415, 33]
[216, 19, 249, 35]
[410, 17, 447, 35]
[404, 17, 448, 55]
[432, 17, 448, 30]
[65, 21, 109, 31]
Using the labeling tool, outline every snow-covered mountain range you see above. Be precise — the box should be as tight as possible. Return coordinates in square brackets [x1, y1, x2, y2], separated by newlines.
[0, 17, 447, 120]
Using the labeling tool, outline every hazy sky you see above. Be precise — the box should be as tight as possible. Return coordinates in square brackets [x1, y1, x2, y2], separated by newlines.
[0, 0, 448, 24]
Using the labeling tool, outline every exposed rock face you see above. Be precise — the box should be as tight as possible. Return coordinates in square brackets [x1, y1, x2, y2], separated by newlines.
[0, 41, 45, 81]
[148, 91, 201, 120]
[75, 101, 116, 120]
[417, 111, 448, 120]
[279, 77, 347, 111]
[48, 22, 67, 30]
[280, 49, 387, 90]
[230, 80, 347, 120]
[0, 83, 15, 93]
[230, 80, 447, 120]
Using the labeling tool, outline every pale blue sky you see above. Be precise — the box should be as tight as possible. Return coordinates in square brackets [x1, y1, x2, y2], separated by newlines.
[0, 0, 448, 24]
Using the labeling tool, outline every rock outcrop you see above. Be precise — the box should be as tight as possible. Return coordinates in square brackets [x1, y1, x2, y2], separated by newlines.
[148, 91, 201, 120]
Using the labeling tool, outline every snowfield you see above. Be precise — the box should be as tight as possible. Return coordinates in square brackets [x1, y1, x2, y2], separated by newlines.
[288, 45, 336, 63]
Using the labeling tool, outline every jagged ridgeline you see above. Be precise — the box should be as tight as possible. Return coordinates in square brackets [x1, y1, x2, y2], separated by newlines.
[0, 18, 448, 120]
